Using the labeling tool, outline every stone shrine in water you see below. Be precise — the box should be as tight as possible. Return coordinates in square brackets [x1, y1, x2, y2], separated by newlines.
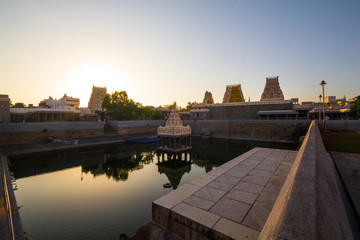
[157, 110, 192, 153]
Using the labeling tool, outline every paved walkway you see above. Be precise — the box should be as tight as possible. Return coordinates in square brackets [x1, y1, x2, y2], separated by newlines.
[332, 151, 360, 217]
[153, 147, 297, 240]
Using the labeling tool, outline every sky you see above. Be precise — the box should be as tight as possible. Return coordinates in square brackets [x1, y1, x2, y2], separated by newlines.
[1, 0, 359, 107]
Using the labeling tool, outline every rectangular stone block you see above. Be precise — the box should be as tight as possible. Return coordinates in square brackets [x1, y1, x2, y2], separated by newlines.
[153, 183, 201, 209]
[213, 218, 260, 240]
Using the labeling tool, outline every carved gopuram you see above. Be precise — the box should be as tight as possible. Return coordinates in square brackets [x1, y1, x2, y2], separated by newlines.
[157, 110, 192, 153]
[222, 84, 245, 103]
[88, 85, 107, 111]
[260, 76, 284, 101]
[203, 91, 214, 104]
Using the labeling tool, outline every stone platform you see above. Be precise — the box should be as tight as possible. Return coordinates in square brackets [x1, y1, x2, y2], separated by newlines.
[152, 147, 297, 240]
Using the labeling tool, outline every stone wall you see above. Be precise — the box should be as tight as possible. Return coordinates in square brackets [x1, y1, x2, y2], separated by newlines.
[259, 121, 353, 239]
[185, 120, 310, 143]
[316, 120, 360, 131]
[204, 102, 293, 119]
[0, 122, 104, 145]
[110, 120, 166, 136]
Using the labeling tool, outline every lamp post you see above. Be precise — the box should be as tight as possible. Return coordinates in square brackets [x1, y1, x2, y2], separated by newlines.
[320, 81, 327, 120]
[318, 94, 322, 120]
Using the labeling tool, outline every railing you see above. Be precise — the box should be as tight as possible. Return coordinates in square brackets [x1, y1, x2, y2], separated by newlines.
[1, 155, 15, 240]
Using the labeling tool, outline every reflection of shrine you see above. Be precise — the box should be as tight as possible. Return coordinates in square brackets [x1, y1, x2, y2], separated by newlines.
[156, 152, 192, 189]
[157, 110, 192, 153]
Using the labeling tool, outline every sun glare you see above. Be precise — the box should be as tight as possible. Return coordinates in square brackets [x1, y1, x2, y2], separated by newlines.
[64, 64, 130, 107]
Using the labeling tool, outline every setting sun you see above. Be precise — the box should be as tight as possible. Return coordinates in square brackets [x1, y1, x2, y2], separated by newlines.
[64, 63, 130, 107]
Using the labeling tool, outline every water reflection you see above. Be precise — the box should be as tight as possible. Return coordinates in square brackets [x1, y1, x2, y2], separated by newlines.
[100, 152, 154, 181]
[156, 152, 192, 189]
[10, 138, 297, 240]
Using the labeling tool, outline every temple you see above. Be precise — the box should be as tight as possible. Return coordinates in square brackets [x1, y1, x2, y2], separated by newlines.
[260, 76, 284, 101]
[222, 84, 245, 103]
[203, 91, 214, 104]
[157, 110, 192, 153]
[88, 85, 107, 111]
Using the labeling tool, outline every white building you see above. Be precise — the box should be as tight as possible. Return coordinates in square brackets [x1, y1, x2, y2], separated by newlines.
[39, 94, 80, 110]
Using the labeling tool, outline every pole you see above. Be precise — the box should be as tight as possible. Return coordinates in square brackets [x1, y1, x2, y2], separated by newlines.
[322, 85, 325, 120]
[319, 94, 322, 120]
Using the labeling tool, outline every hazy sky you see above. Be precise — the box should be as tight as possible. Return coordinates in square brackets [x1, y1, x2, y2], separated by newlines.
[1, 0, 359, 107]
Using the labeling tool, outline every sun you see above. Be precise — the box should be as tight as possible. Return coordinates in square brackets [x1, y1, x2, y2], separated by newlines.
[64, 63, 130, 107]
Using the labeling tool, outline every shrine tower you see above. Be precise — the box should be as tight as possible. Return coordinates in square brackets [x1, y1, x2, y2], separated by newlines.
[260, 76, 284, 101]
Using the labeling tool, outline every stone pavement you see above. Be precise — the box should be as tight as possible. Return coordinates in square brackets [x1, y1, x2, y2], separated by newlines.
[153, 147, 297, 240]
[331, 151, 360, 217]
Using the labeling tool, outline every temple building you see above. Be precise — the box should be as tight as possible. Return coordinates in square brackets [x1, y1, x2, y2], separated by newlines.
[88, 85, 107, 111]
[157, 110, 192, 153]
[203, 91, 214, 104]
[222, 84, 245, 103]
[260, 76, 284, 101]
[39, 94, 80, 110]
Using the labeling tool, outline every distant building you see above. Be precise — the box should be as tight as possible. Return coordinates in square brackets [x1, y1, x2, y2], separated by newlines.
[0, 94, 10, 123]
[39, 94, 80, 110]
[88, 85, 107, 111]
[260, 76, 284, 101]
[324, 96, 336, 104]
[222, 84, 245, 103]
[10, 108, 81, 122]
[203, 91, 214, 104]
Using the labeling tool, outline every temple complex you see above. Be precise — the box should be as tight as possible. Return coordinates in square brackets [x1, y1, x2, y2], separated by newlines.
[222, 84, 245, 103]
[203, 91, 214, 104]
[157, 110, 192, 153]
[260, 76, 284, 101]
[88, 85, 107, 111]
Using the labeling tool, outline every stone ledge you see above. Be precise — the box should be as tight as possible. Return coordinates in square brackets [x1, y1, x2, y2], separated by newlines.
[259, 120, 353, 240]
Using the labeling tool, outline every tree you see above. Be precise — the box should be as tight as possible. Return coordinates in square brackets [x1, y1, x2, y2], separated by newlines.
[350, 96, 360, 119]
[13, 102, 25, 108]
[102, 91, 140, 120]
[182, 101, 198, 112]
[164, 101, 178, 111]
[139, 106, 162, 120]
[101, 91, 162, 120]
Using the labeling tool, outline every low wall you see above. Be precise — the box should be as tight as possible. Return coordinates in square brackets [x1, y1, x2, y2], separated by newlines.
[110, 120, 166, 136]
[185, 120, 310, 143]
[316, 120, 360, 131]
[0, 122, 104, 145]
[0, 154, 24, 239]
[259, 121, 353, 239]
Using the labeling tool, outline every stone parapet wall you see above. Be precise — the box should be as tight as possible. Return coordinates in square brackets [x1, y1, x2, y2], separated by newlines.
[0, 122, 104, 133]
[110, 120, 166, 135]
[259, 121, 353, 239]
[0, 122, 104, 145]
[316, 120, 360, 131]
[185, 120, 310, 143]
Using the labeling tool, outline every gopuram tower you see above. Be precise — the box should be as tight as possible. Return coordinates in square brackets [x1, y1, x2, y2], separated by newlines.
[203, 91, 214, 104]
[260, 76, 284, 101]
[222, 84, 245, 103]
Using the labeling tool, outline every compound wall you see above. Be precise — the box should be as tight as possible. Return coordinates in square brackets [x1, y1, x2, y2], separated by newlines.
[0, 122, 104, 145]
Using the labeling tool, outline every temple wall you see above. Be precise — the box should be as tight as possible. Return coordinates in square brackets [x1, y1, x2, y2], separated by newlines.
[185, 120, 310, 143]
[0, 122, 104, 145]
[204, 102, 293, 120]
[110, 120, 166, 135]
